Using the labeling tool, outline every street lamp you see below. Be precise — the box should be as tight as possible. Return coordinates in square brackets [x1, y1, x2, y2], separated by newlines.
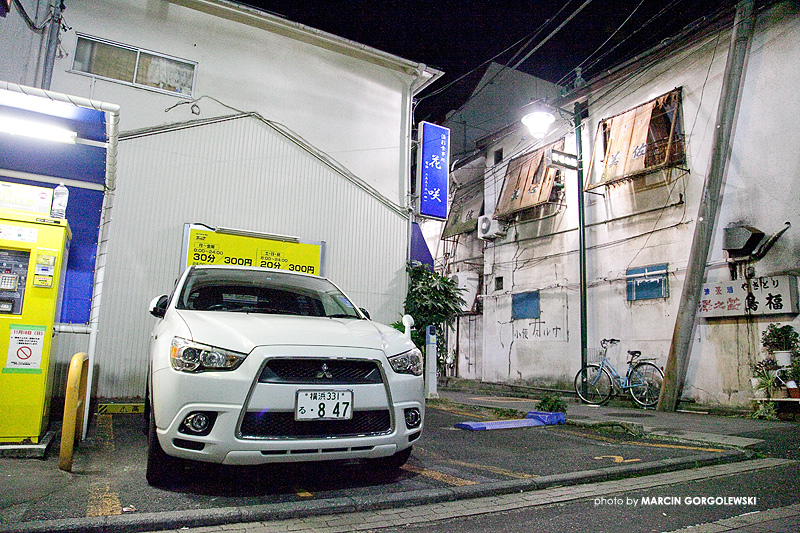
[521, 111, 555, 139]
[522, 102, 589, 375]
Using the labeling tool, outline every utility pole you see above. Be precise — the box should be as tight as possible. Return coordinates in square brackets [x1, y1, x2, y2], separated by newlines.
[657, 0, 756, 411]
[575, 102, 588, 373]
[41, 1, 63, 90]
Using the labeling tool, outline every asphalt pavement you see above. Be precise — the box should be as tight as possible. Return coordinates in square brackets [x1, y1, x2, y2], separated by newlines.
[0, 387, 796, 533]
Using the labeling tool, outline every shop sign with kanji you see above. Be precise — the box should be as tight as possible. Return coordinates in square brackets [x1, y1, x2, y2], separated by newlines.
[697, 275, 798, 318]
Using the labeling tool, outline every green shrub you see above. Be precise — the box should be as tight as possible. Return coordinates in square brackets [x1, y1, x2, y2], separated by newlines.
[536, 393, 568, 414]
[396, 261, 466, 371]
[750, 401, 777, 420]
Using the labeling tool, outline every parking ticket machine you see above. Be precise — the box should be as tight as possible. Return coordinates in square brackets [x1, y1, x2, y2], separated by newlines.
[0, 209, 70, 444]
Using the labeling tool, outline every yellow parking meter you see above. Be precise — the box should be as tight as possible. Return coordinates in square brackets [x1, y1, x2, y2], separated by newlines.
[0, 210, 71, 444]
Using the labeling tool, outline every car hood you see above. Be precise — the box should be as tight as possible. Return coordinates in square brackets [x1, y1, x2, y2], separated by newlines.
[175, 310, 411, 356]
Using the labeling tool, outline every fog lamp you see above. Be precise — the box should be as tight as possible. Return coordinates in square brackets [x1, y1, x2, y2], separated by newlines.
[179, 411, 217, 436]
[404, 408, 421, 429]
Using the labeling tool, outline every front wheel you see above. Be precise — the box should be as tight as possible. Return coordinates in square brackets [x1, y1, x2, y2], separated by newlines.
[367, 446, 412, 473]
[574, 364, 613, 405]
[146, 410, 183, 487]
[629, 362, 664, 408]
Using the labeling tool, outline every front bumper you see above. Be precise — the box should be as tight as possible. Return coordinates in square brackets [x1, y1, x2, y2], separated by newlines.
[151, 346, 424, 465]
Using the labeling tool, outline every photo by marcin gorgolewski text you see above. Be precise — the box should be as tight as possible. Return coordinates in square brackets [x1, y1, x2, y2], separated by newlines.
[594, 495, 758, 508]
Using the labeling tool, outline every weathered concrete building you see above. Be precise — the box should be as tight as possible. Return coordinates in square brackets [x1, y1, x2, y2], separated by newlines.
[442, 1, 800, 407]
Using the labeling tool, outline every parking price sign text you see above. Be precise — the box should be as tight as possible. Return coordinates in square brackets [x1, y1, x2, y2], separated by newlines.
[186, 227, 323, 276]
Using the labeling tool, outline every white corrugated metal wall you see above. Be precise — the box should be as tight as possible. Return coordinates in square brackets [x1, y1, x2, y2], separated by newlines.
[78, 113, 407, 399]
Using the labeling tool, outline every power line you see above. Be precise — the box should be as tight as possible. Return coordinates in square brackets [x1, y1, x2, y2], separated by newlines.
[555, 0, 646, 87]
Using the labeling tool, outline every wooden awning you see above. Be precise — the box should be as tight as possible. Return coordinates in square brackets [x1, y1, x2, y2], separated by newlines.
[587, 88, 683, 189]
[495, 139, 564, 219]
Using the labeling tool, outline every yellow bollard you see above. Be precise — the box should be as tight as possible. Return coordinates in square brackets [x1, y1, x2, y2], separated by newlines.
[59, 352, 89, 472]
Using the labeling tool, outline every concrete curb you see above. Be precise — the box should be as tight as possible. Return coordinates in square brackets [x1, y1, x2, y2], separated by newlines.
[0, 448, 749, 533]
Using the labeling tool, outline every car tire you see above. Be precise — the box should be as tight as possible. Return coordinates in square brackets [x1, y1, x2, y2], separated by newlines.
[146, 410, 181, 487]
[368, 446, 412, 472]
[142, 381, 151, 436]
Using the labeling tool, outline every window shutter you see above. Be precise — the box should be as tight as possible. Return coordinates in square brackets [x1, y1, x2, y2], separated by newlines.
[496, 139, 564, 219]
[625, 101, 655, 176]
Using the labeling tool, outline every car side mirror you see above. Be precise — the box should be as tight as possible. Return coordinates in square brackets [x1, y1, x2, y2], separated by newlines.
[149, 295, 169, 318]
[359, 308, 371, 320]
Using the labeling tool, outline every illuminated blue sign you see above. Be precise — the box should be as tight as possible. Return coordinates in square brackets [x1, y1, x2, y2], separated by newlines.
[417, 121, 449, 219]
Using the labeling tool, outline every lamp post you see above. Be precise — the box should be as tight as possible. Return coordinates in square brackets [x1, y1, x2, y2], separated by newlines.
[522, 102, 588, 373]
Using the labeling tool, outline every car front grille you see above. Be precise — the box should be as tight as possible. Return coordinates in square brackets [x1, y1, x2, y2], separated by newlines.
[240, 409, 391, 438]
[259, 358, 383, 385]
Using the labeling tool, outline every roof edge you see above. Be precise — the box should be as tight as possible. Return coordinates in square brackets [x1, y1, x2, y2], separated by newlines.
[171, 0, 443, 84]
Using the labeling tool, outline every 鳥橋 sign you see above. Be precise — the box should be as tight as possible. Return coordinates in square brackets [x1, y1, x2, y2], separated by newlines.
[697, 276, 798, 318]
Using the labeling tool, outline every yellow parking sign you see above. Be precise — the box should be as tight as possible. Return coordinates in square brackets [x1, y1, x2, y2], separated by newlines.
[182, 224, 325, 276]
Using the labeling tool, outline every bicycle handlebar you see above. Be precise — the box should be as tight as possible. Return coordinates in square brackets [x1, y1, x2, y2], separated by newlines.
[601, 338, 620, 348]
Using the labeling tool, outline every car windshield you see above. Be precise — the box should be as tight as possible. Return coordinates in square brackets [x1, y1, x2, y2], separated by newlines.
[175, 268, 362, 318]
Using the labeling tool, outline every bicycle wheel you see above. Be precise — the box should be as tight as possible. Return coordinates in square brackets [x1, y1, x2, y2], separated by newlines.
[574, 364, 613, 405]
[629, 362, 664, 408]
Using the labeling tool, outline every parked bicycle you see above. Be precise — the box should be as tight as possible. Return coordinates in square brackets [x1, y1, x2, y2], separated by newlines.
[574, 338, 664, 408]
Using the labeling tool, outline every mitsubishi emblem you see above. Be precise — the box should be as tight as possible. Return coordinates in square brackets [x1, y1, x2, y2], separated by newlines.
[316, 363, 333, 379]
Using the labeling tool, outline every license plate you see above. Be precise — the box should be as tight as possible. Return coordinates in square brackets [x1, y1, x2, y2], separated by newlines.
[295, 390, 353, 420]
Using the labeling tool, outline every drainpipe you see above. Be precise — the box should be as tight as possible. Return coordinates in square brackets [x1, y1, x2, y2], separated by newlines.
[657, 0, 756, 411]
[41, 0, 63, 90]
[406, 65, 430, 268]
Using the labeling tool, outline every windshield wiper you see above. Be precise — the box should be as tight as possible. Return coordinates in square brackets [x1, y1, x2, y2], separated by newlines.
[326, 313, 360, 319]
[224, 306, 304, 316]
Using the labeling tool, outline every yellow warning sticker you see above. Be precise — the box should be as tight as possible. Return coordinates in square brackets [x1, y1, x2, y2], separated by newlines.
[97, 403, 145, 414]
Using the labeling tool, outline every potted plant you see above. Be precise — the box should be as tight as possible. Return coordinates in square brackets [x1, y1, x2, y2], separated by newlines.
[751, 358, 780, 399]
[787, 357, 800, 399]
[761, 323, 799, 367]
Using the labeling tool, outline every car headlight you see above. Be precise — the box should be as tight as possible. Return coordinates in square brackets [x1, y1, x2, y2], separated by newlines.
[170, 337, 246, 372]
[388, 347, 423, 376]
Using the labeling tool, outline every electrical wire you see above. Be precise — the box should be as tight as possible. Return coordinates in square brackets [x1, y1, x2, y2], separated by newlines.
[440, 1, 576, 120]
[509, 0, 595, 72]
[559, 1, 677, 88]
[688, 31, 723, 140]
[415, 15, 557, 107]
[572, 2, 734, 109]
[554, 0, 645, 88]
[12, 0, 51, 32]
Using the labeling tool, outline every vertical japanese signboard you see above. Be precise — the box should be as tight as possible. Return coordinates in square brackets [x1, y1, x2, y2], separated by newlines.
[697, 276, 798, 318]
[416, 121, 450, 220]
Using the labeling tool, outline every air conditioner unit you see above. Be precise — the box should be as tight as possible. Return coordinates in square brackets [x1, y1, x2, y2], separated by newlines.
[449, 271, 479, 312]
[478, 215, 506, 240]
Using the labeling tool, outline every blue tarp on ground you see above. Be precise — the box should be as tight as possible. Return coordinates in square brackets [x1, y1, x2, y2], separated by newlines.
[454, 411, 566, 431]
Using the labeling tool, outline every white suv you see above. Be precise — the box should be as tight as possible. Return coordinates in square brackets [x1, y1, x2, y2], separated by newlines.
[146, 265, 424, 486]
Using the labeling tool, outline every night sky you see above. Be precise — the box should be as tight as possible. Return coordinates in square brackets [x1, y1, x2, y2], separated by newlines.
[238, 1, 736, 122]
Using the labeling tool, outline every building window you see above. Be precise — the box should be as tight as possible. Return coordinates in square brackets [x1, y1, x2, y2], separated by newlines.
[512, 291, 540, 320]
[494, 149, 504, 165]
[626, 264, 669, 301]
[587, 88, 684, 189]
[73, 35, 196, 97]
[495, 139, 564, 220]
[495, 276, 504, 292]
